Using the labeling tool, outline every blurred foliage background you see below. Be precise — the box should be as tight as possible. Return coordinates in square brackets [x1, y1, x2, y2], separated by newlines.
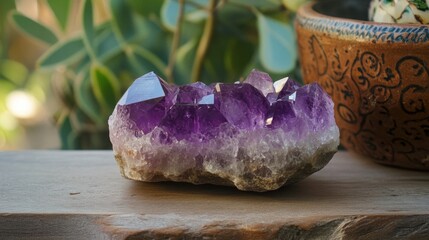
[0, 0, 309, 149]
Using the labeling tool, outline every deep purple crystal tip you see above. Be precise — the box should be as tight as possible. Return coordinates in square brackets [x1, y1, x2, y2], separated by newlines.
[112, 71, 335, 140]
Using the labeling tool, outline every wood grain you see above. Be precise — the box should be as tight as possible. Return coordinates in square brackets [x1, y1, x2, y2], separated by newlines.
[0, 151, 428, 239]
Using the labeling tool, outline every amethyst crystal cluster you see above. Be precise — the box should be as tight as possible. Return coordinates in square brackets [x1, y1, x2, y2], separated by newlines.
[109, 70, 339, 192]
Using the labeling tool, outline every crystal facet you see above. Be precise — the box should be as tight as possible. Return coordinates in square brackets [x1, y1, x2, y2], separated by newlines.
[244, 69, 275, 97]
[277, 77, 301, 99]
[294, 83, 334, 130]
[116, 72, 176, 134]
[266, 99, 297, 130]
[214, 83, 269, 130]
[109, 70, 340, 192]
[176, 82, 212, 104]
[158, 104, 228, 142]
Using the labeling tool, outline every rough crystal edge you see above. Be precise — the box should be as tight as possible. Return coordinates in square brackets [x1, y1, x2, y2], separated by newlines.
[113, 125, 339, 192]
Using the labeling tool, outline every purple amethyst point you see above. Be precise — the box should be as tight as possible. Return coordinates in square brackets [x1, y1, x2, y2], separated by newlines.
[214, 83, 269, 130]
[176, 82, 212, 104]
[116, 72, 176, 134]
[244, 69, 275, 97]
[276, 77, 301, 100]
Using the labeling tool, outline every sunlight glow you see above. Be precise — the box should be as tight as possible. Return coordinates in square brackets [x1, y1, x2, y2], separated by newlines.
[6, 90, 39, 119]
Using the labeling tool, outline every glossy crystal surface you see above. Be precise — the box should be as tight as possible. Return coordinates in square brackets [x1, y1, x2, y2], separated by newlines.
[109, 70, 340, 191]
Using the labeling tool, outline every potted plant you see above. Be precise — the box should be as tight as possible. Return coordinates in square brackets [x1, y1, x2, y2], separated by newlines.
[8, 0, 308, 149]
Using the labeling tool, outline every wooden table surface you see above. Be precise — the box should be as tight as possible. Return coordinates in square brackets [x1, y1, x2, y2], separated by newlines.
[0, 151, 428, 239]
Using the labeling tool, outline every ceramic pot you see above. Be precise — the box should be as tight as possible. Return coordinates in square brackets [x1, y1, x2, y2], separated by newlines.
[295, 0, 429, 170]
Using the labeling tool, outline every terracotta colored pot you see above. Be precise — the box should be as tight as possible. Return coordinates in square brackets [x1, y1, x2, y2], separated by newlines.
[295, 0, 429, 170]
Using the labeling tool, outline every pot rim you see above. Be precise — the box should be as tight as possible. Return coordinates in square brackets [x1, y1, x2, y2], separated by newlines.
[296, 1, 429, 44]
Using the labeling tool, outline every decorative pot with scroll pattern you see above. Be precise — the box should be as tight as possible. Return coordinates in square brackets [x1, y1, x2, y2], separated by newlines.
[296, 0, 429, 170]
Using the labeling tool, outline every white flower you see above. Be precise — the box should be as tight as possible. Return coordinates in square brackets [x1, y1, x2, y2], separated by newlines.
[369, 0, 429, 24]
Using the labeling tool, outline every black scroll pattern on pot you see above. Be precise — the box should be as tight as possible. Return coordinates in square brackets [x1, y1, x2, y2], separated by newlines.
[397, 56, 429, 116]
[404, 117, 429, 141]
[309, 34, 336, 97]
[321, 45, 429, 164]
[396, 56, 429, 167]
[352, 52, 401, 109]
[309, 35, 328, 76]
[308, 35, 359, 128]
[361, 52, 381, 78]
[329, 48, 349, 82]
[307, 34, 429, 166]
[351, 52, 370, 92]
[356, 54, 429, 165]
[297, 3, 429, 167]
[337, 104, 357, 125]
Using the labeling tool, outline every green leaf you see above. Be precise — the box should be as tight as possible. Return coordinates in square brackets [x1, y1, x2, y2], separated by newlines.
[0, 0, 15, 57]
[127, 0, 164, 17]
[175, 38, 197, 85]
[410, 0, 429, 11]
[69, 108, 93, 130]
[132, 17, 170, 60]
[131, 46, 167, 73]
[25, 71, 50, 99]
[50, 70, 75, 108]
[0, 59, 28, 87]
[185, 9, 208, 22]
[102, 51, 131, 82]
[10, 11, 58, 45]
[82, 0, 97, 58]
[75, 23, 121, 73]
[281, 0, 309, 12]
[38, 37, 85, 69]
[230, 0, 281, 8]
[257, 13, 296, 73]
[74, 73, 104, 125]
[0, 80, 16, 102]
[71, 108, 111, 149]
[161, 0, 182, 30]
[109, 0, 136, 41]
[90, 64, 120, 111]
[74, 53, 91, 74]
[57, 111, 76, 149]
[161, 0, 208, 31]
[0, 0, 15, 31]
[224, 39, 255, 81]
[217, 4, 256, 27]
[95, 23, 121, 59]
[47, 0, 72, 31]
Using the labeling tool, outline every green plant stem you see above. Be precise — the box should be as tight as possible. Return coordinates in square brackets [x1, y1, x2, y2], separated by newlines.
[191, 0, 217, 83]
[166, 0, 185, 84]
